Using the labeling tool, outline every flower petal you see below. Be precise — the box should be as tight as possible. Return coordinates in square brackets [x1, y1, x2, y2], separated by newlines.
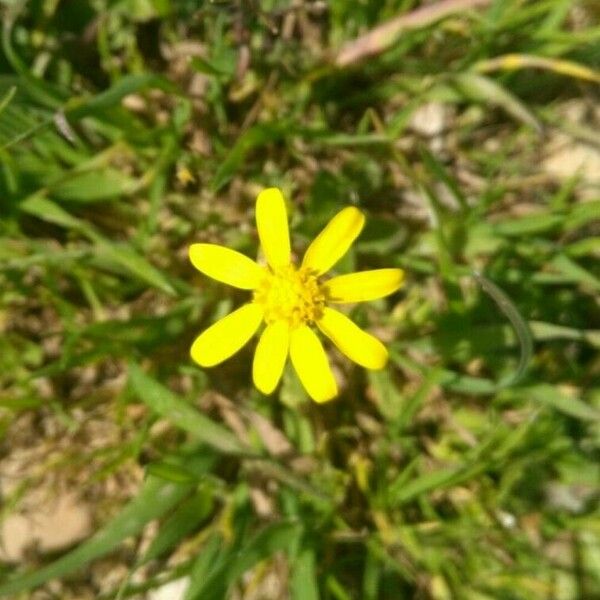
[289, 325, 337, 403]
[256, 188, 291, 269]
[253, 321, 289, 394]
[190, 303, 264, 367]
[189, 243, 264, 289]
[317, 307, 388, 370]
[301, 207, 365, 275]
[324, 269, 404, 303]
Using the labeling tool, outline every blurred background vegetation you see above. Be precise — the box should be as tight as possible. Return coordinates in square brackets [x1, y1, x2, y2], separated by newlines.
[0, 0, 599, 598]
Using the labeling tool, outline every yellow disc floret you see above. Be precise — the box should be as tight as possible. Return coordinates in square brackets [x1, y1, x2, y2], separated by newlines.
[253, 264, 325, 328]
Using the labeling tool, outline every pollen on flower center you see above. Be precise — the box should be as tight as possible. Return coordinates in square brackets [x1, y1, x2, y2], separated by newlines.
[253, 264, 325, 327]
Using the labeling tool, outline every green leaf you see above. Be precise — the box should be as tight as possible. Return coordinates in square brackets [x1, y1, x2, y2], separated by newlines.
[66, 73, 177, 120]
[451, 73, 543, 132]
[419, 146, 467, 211]
[141, 490, 214, 563]
[20, 193, 91, 233]
[50, 168, 139, 203]
[549, 254, 600, 292]
[473, 272, 533, 388]
[392, 351, 499, 396]
[212, 123, 287, 192]
[529, 321, 600, 348]
[145, 461, 202, 484]
[190, 56, 233, 77]
[93, 240, 176, 295]
[290, 548, 320, 600]
[1, 21, 64, 109]
[519, 385, 600, 422]
[388, 462, 482, 505]
[19, 194, 176, 294]
[493, 213, 564, 236]
[368, 370, 402, 421]
[128, 363, 251, 455]
[185, 521, 302, 600]
[0, 85, 16, 115]
[564, 201, 600, 230]
[184, 534, 226, 600]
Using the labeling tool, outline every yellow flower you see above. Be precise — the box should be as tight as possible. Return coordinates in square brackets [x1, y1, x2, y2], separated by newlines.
[189, 188, 404, 403]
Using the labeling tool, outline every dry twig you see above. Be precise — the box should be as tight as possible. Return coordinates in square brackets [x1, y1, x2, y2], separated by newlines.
[335, 0, 491, 67]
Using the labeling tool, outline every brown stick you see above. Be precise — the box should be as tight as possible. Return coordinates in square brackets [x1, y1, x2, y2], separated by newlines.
[334, 0, 492, 67]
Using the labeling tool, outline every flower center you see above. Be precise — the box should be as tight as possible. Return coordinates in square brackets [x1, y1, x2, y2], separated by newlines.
[253, 264, 325, 328]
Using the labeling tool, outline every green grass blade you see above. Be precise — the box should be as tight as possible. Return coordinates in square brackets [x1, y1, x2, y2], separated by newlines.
[290, 548, 320, 600]
[419, 146, 468, 211]
[141, 490, 214, 563]
[212, 123, 287, 191]
[128, 363, 252, 456]
[20, 192, 90, 233]
[185, 521, 302, 600]
[66, 73, 177, 120]
[473, 272, 533, 388]
[452, 72, 543, 132]
[184, 534, 226, 600]
[550, 254, 600, 293]
[19, 194, 176, 294]
[0, 85, 16, 115]
[50, 168, 139, 203]
[392, 351, 499, 395]
[388, 462, 483, 505]
[519, 385, 600, 422]
[92, 239, 176, 295]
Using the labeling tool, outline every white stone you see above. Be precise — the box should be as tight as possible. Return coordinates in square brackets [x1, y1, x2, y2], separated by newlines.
[148, 577, 190, 600]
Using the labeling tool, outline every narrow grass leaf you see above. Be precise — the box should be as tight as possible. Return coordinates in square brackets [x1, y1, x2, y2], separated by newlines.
[20, 195, 175, 294]
[474, 53, 600, 84]
[564, 201, 600, 230]
[550, 254, 600, 292]
[20, 193, 90, 233]
[419, 183, 458, 282]
[493, 213, 564, 236]
[473, 272, 533, 388]
[326, 575, 353, 600]
[362, 547, 382, 600]
[566, 236, 600, 258]
[93, 239, 176, 295]
[420, 146, 467, 211]
[66, 73, 177, 120]
[184, 534, 226, 600]
[368, 370, 402, 421]
[392, 351, 499, 395]
[290, 548, 319, 600]
[190, 56, 232, 77]
[0, 85, 16, 115]
[1, 21, 64, 109]
[522, 385, 600, 422]
[212, 123, 287, 191]
[395, 369, 443, 432]
[417, 321, 600, 355]
[389, 463, 482, 505]
[141, 491, 214, 563]
[50, 168, 139, 203]
[128, 363, 251, 455]
[145, 461, 202, 484]
[529, 321, 600, 348]
[186, 521, 302, 600]
[246, 459, 330, 501]
[452, 73, 543, 132]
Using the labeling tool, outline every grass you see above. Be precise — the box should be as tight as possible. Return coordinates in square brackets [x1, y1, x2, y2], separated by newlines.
[0, 0, 599, 598]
